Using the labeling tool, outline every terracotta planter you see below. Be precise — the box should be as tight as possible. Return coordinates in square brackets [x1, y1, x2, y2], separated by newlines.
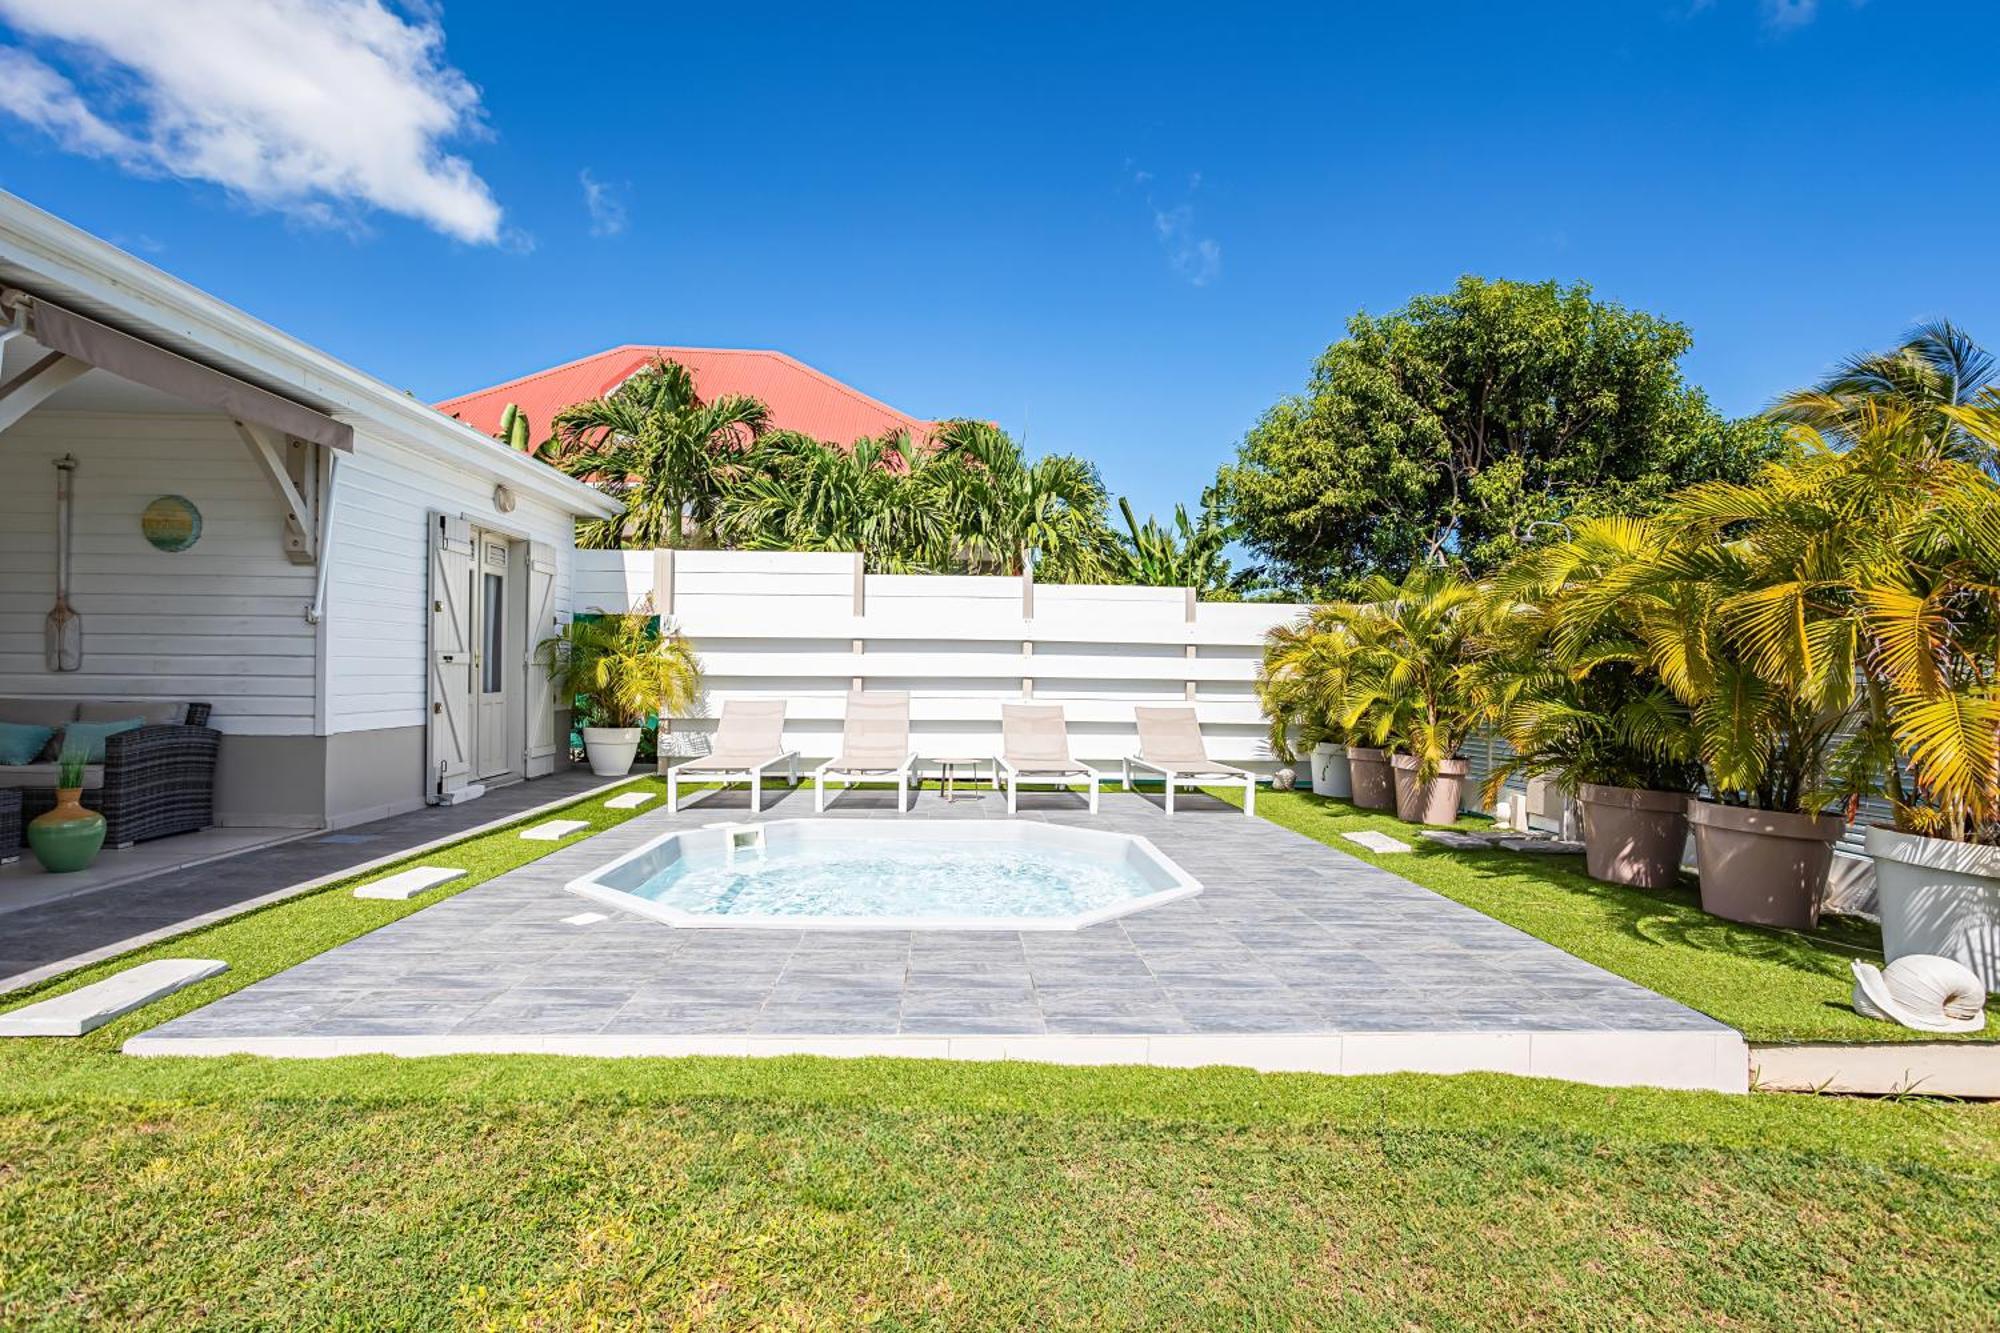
[1390, 754, 1468, 825]
[581, 726, 642, 777]
[1346, 747, 1395, 810]
[1310, 742, 1353, 799]
[28, 786, 106, 874]
[1578, 783, 1690, 889]
[1687, 800, 1843, 929]
[1869, 825, 2000, 989]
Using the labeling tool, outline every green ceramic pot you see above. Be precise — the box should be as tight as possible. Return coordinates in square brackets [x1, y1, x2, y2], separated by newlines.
[28, 787, 106, 873]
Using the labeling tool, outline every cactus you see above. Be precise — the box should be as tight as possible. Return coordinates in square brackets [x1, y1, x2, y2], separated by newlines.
[497, 402, 532, 452]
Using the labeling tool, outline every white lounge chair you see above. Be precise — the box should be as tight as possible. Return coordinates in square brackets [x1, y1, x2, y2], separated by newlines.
[666, 699, 800, 814]
[1123, 706, 1257, 817]
[814, 691, 919, 813]
[997, 703, 1102, 814]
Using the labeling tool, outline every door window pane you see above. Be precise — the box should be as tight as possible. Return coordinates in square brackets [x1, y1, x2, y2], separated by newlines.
[482, 571, 504, 693]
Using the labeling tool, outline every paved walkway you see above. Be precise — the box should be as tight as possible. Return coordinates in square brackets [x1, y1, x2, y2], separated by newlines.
[132, 786, 1746, 1091]
[0, 770, 614, 994]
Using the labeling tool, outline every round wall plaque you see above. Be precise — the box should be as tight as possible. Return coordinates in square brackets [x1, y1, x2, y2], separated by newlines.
[141, 495, 202, 552]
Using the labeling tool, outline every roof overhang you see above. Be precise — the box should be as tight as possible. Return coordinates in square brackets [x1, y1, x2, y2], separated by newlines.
[0, 190, 623, 519]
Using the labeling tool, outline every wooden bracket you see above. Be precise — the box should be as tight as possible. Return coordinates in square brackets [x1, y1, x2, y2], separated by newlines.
[0, 352, 90, 437]
[234, 420, 318, 564]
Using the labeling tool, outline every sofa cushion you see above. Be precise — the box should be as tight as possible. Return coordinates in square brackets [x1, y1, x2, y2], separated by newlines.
[0, 723, 53, 766]
[57, 719, 145, 763]
[0, 699, 79, 729]
[77, 700, 189, 726]
[0, 763, 104, 791]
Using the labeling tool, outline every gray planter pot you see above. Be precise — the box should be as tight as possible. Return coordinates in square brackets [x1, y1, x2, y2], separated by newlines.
[1346, 747, 1395, 811]
[1310, 742, 1353, 799]
[1578, 783, 1690, 890]
[1869, 825, 2000, 989]
[1390, 754, 1468, 825]
[1688, 800, 1843, 929]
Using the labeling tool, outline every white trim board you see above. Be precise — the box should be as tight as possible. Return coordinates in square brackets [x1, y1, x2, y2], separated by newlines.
[121, 1028, 1751, 1094]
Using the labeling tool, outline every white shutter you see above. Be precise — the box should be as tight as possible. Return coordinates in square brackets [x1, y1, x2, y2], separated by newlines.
[523, 541, 561, 777]
[426, 513, 475, 798]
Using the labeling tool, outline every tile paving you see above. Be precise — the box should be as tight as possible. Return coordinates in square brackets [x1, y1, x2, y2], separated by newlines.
[141, 785, 1730, 1046]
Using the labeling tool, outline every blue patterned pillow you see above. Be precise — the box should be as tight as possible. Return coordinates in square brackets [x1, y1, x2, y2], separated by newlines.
[0, 722, 53, 766]
[58, 718, 144, 763]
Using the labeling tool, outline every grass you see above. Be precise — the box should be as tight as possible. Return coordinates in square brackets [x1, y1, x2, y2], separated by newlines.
[1229, 789, 2000, 1045]
[4, 777, 2000, 1325]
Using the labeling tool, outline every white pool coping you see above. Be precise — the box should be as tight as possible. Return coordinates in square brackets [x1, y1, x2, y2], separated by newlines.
[563, 817, 1205, 931]
[119, 1028, 1751, 1093]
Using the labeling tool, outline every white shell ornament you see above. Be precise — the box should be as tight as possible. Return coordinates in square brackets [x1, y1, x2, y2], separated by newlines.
[1851, 955, 1988, 1033]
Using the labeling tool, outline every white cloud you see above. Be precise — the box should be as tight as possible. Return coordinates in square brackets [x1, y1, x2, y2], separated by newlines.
[579, 168, 628, 237]
[0, 0, 504, 244]
[1762, 0, 1819, 29]
[1137, 169, 1220, 288]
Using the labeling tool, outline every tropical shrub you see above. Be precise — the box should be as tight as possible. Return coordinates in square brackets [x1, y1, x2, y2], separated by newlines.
[537, 606, 702, 732]
[1473, 519, 1703, 801]
[1275, 565, 1492, 782]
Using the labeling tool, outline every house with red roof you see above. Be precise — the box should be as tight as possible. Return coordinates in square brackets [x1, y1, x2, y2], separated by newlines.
[434, 346, 934, 447]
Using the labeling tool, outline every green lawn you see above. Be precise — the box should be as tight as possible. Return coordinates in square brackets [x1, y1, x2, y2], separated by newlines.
[4, 780, 2000, 1326]
[1230, 789, 2000, 1045]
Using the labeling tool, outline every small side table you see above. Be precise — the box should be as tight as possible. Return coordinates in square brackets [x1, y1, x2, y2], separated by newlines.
[928, 757, 991, 804]
[0, 789, 21, 864]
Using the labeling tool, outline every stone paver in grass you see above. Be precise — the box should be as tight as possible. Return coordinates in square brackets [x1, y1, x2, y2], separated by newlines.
[1501, 838, 1585, 855]
[1343, 829, 1412, 853]
[520, 820, 589, 842]
[605, 791, 656, 809]
[0, 959, 227, 1037]
[1420, 831, 1493, 850]
[354, 867, 467, 901]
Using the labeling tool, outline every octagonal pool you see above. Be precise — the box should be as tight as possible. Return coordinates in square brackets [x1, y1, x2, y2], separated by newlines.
[566, 819, 1202, 930]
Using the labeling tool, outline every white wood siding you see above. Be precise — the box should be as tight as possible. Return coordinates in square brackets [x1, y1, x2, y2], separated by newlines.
[577, 549, 1307, 772]
[0, 412, 317, 734]
[324, 430, 575, 735]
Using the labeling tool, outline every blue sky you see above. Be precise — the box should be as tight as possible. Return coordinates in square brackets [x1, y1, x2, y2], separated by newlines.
[0, 1, 1992, 521]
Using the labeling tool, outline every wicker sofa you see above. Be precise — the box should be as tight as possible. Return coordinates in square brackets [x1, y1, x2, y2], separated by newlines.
[0, 699, 219, 850]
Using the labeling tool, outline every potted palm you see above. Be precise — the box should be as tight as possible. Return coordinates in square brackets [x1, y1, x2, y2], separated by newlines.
[539, 605, 702, 777]
[1330, 567, 1487, 825]
[1257, 608, 1353, 799]
[1482, 521, 1704, 888]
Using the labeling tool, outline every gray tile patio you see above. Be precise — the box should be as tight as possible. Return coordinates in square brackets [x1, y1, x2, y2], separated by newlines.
[138, 785, 1736, 1072]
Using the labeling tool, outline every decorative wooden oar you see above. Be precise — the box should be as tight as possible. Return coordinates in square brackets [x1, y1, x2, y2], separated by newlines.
[46, 452, 81, 672]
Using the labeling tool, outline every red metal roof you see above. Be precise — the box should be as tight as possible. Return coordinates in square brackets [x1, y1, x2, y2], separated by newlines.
[433, 346, 933, 447]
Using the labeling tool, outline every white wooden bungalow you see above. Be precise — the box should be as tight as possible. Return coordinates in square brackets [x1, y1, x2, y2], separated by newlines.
[0, 190, 620, 835]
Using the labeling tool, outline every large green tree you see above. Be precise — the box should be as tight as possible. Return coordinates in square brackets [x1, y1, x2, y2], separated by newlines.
[1216, 276, 1783, 593]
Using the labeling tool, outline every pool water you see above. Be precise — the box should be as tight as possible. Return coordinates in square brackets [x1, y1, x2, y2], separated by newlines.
[569, 819, 1201, 930]
[637, 838, 1155, 920]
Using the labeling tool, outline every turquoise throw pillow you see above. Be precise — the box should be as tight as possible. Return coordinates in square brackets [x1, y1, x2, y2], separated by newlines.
[58, 718, 144, 763]
[0, 722, 53, 766]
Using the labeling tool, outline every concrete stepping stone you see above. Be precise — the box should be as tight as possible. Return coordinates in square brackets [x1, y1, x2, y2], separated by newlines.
[1500, 837, 1585, 855]
[605, 790, 656, 809]
[354, 866, 466, 901]
[520, 819, 589, 841]
[0, 959, 228, 1037]
[1343, 830, 1412, 854]
[1420, 831, 1494, 851]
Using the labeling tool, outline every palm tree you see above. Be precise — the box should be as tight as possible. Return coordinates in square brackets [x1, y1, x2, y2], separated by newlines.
[719, 430, 956, 572]
[1256, 604, 1356, 763]
[1660, 400, 2000, 840]
[928, 419, 1117, 580]
[536, 604, 702, 730]
[1315, 565, 1491, 783]
[547, 358, 770, 549]
[1773, 319, 1996, 467]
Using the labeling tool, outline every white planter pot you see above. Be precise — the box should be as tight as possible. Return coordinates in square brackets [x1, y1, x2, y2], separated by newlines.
[1869, 825, 2000, 989]
[1310, 743, 1353, 799]
[581, 726, 642, 777]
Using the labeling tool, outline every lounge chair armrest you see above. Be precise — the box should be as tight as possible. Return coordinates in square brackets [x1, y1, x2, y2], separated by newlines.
[1125, 755, 1173, 779]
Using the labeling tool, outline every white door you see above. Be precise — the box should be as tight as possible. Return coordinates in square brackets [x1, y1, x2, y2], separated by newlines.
[523, 541, 561, 778]
[426, 513, 475, 799]
[474, 533, 512, 780]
